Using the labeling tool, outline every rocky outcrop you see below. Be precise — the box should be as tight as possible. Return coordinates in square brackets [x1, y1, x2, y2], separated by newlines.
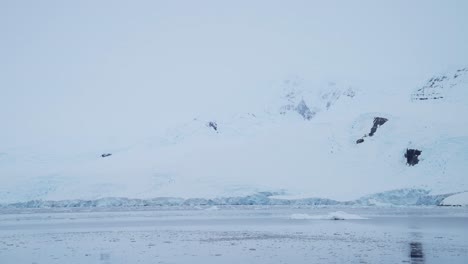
[207, 121, 218, 132]
[405, 149, 422, 166]
[453, 67, 468, 79]
[411, 67, 467, 101]
[412, 76, 446, 101]
[369, 117, 388, 136]
[295, 100, 315, 120]
[356, 117, 388, 144]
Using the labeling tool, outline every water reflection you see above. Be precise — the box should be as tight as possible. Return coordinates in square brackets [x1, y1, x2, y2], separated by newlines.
[100, 252, 110, 264]
[409, 242, 424, 263]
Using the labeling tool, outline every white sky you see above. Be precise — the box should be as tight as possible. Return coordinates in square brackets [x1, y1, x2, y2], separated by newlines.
[1, 0, 468, 151]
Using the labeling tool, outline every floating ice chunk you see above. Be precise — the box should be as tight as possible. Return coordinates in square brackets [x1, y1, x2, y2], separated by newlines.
[290, 213, 316, 220]
[326, 211, 368, 220]
[290, 211, 368, 220]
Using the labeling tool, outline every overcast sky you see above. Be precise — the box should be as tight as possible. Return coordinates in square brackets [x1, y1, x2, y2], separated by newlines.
[1, 0, 468, 151]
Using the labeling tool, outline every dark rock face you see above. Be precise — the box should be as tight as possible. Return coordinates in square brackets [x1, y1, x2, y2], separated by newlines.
[207, 121, 218, 132]
[356, 117, 388, 144]
[369, 117, 388, 136]
[411, 68, 467, 101]
[101, 153, 112, 158]
[405, 149, 422, 166]
[453, 67, 468, 79]
[411, 75, 446, 101]
[411, 68, 468, 101]
[295, 100, 315, 120]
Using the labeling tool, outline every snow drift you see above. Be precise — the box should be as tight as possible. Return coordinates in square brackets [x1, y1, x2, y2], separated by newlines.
[441, 192, 468, 206]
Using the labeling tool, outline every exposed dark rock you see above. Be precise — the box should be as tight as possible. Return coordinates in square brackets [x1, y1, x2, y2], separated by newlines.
[343, 87, 356, 98]
[405, 149, 422, 166]
[438, 204, 462, 207]
[356, 117, 388, 144]
[453, 68, 467, 79]
[411, 72, 456, 101]
[295, 100, 315, 120]
[101, 153, 112, 158]
[416, 96, 443, 100]
[369, 117, 388, 137]
[207, 121, 218, 132]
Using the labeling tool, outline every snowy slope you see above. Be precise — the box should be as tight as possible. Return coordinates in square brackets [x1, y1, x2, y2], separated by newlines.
[1, 68, 468, 204]
[441, 192, 468, 206]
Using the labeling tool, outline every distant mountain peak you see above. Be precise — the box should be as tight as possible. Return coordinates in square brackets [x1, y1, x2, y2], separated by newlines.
[279, 78, 356, 119]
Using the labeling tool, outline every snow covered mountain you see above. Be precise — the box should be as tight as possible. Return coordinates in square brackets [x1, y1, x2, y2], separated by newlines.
[1, 67, 468, 206]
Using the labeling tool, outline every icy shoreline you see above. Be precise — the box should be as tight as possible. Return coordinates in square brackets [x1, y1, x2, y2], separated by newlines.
[0, 188, 459, 209]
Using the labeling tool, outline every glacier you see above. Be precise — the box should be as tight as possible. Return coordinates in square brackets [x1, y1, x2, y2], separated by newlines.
[1, 67, 468, 205]
[0, 188, 456, 209]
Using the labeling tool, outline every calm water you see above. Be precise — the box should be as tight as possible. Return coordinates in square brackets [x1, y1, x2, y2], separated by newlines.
[0, 206, 467, 263]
